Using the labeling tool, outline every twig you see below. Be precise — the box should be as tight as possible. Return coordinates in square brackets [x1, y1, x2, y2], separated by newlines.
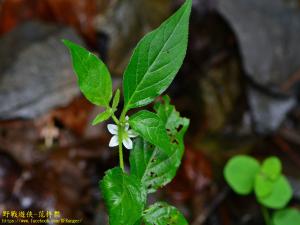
[192, 186, 230, 225]
[280, 67, 300, 93]
[278, 127, 300, 146]
[273, 134, 300, 168]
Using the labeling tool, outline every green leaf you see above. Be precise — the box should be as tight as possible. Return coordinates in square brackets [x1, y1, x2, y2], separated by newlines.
[112, 89, 120, 110]
[130, 98, 189, 193]
[254, 173, 274, 198]
[92, 108, 112, 125]
[100, 167, 146, 225]
[154, 95, 189, 139]
[257, 175, 292, 209]
[123, 0, 192, 110]
[224, 155, 260, 195]
[63, 39, 112, 106]
[130, 138, 181, 193]
[143, 202, 188, 225]
[133, 220, 142, 225]
[261, 156, 282, 181]
[129, 110, 171, 155]
[273, 208, 300, 225]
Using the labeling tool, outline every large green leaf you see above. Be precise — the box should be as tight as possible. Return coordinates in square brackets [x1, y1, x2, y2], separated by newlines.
[257, 175, 292, 209]
[123, 0, 192, 110]
[130, 138, 181, 193]
[143, 202, 188, 225]
[130, 98, 189, 193]
[261, 156, 282, 181]
[154, 95, 189, 140]
[273, 208, 300, 225]
[254, 157, 282, 198]
[100, 167, 146, 225]
[254, 173, 274, 198]
[63, 39, 112, 106]
[129, 110, 172, 155]
[224, 155, 260, 195]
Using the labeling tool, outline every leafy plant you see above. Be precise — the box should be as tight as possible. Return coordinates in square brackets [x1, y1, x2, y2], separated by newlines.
[273, 208, 300, 225]
[63, 0, 192, 224]
[224, 155, 300, 225]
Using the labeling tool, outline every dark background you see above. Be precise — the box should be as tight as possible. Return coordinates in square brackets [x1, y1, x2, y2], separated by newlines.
[0, 0, 300, 224]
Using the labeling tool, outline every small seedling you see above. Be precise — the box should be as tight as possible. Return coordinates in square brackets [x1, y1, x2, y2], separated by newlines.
[63, 0, 192, 224]
[273, 208, 300, 225]
[224, 155, 300, 225]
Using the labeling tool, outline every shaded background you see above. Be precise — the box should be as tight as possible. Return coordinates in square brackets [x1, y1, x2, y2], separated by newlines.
[1, 0, 300, 224]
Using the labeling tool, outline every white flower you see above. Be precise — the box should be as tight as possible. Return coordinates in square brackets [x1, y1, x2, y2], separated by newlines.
[107, 116, 138, 150]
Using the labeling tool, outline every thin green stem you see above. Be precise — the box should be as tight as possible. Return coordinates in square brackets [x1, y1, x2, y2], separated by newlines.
[115, 106, 129, 172]
[261, 206, 271, 225]
[111, 114, 119, 125]
[118, 125, 124, 171]
[120, 107, 128, 122]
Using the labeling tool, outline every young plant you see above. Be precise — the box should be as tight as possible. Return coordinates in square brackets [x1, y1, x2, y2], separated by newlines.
[63, 0, 192, 224]
[224, 155, 300, 225]
[273, 208, 300, 225]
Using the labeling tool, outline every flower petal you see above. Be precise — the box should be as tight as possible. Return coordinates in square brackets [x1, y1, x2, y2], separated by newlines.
[128, 129, 138, 138]
[123, 137, 133, 150]
[109, 135, 119, 147]
[107, 124, 118, 135]
[125, 123, 129, 131]
[124, 116, 130, 130]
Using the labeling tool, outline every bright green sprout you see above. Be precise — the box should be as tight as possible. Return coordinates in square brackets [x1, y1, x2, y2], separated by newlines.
[224, 155, 300, 225]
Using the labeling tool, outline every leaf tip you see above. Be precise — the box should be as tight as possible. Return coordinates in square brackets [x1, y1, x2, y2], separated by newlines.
[62, 39, 77, 49]
[61, 39, 70, 46]
[182, 0, 192, 11]
[186, 0, 192, 5]
[91, 119, 98, 126]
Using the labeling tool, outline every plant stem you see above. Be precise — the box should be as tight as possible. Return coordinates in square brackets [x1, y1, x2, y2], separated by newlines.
[118, 143, 124, 172]
[120, 108, 127, 122]
[111, 114, 119, 125]
[116, 107, 128, 172]
[261, 206, 271, 225]
[118, 125, 125, 172]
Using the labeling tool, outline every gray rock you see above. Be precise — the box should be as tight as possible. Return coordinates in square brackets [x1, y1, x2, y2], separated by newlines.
[248, 86, 296, 134]
[288, 176, 300, 200]
[0, 21, 82, 119]
[216, 0, 300, 133]
[217, 0, 300, 86]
